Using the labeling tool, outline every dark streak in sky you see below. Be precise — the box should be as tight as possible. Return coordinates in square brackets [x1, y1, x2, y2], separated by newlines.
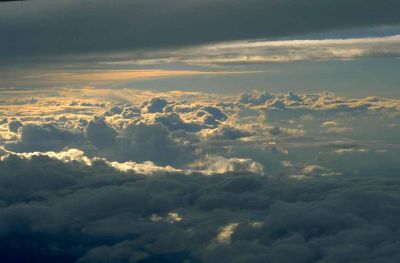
[1, 0, 400, 60]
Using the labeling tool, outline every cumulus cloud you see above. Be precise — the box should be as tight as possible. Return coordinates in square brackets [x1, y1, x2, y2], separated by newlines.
[116, 122, 195, 166]
[200, 125, 251, 140]
[1, 89, 399, 178]
[197, 156, 264, 175]
[142, 98, 168, 113]
[7, 123, 82, 152]
[85, 116, 117, 148]
[154, 113, 201, 132]
[301, 165, 341, 177]
[3, 148, 185, 177]
[239, 90, 400, 111]
[0, 151, 399, 262]
[0, 89, 399, 262]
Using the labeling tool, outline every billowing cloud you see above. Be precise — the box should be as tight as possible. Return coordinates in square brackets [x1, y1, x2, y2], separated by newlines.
[1, 0, 400, 260]
[116, 122, 195, 166]
[200, 125, 251, 140]
[1, 89, 399, 177]
[85, 116, 117, 148]
[0, 149, 399, 262]
[0, 88, 399, 262]
[7, 123, 82, 152]
[201, 156, 264, 175]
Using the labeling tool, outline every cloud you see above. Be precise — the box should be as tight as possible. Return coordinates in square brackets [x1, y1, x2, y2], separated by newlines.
[0, 150, 399, 262]
[154, 113, 202, 132]
[200, 125, 251, 140]
[85, 116, 117, 148]
[301, 165, 341, 177]
[106, 35, 400, 67]
[8, 119, 22, 133]
[142, 98, 168, 114]
[1, 89, 399, 178]
[11, 69, 250, 87]
[7, 123, 82, 152]
[2, 0, 400, 60]
[199, 156, 264, 175]
[116, 122, 195, 166]
[334, 148, 370, 154]
[238, 90, 400, 111]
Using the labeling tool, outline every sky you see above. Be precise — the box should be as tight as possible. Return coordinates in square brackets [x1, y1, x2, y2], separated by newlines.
[1, 1, 400, 262]
[1, 0, 400, 96]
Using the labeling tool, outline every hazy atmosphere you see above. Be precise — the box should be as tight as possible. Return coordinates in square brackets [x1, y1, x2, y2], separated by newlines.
[1, 1, 400, 262]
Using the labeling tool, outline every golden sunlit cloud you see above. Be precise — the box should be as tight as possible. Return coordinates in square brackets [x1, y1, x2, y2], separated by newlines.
[0, 87, 231, 121]
[19, 69, 261, 86]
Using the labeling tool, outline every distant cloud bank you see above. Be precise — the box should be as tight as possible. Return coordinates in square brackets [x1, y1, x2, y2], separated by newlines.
[102, 35, 400, 66]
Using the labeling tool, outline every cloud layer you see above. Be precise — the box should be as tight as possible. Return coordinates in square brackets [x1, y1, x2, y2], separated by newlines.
[0, 150, 399, 262]
[1, 89, 399, 175]
[101, 35, 400, 67]
[1, 0, 400, 59]
[0, 89, 399, 262]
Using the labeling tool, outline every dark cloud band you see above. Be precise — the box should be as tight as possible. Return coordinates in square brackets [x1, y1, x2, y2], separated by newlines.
[1, 0, 400, 58]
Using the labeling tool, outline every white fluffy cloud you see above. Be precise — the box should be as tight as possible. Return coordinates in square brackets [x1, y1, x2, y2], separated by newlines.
[1, 89, 399, 178]
[199, 156, 264, 175]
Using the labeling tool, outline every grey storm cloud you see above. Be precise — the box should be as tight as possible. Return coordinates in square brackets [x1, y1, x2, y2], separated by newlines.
[117, 121, 196, 166]
[7, 123, 83, 152]
[0, 153, 399, 262]
[1, 0, 400, 58]
[85, 116, 117, 148]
